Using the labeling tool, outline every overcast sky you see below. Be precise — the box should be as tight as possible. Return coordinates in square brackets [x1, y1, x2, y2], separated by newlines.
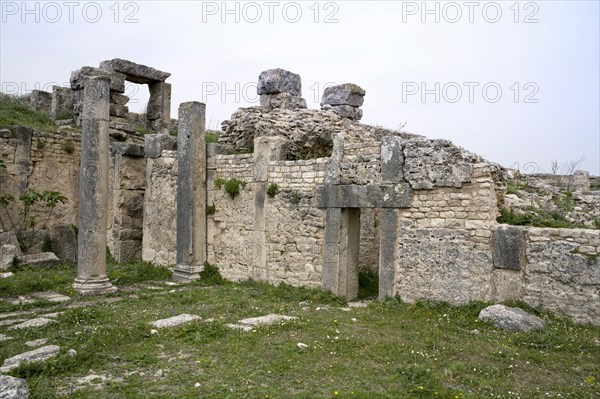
[1, 0, 598, 174]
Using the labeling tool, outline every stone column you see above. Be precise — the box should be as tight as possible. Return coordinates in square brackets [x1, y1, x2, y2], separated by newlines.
[378, 136, 403, 299]
[322, 207, 360, 300]
[73, 76, 117, 295]
[173, 102, 207, 282]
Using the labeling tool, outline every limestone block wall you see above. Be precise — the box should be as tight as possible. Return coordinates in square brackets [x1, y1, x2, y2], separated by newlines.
[394, 163, 499, 304]
[523, 228, 599, 324]
[141, 150, 177, 266]
[108, 145, 146, 262]
[0, 127, 81, 232]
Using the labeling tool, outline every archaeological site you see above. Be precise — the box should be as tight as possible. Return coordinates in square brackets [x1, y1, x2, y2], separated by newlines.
[1, 59, 598, 328]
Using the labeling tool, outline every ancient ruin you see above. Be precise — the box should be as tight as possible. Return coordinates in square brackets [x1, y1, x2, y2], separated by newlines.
[0, 60, 598, 325]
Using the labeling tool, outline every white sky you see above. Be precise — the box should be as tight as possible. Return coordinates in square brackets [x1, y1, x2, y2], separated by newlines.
[1, 0, 599, 174]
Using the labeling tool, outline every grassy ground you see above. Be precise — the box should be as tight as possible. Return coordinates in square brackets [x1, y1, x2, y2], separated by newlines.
[1, 262, 599, 398]
[0, 97, 60, 132]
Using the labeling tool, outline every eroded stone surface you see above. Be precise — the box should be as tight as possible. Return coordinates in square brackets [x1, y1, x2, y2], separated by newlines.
[1, 345, 60, 373]
[149, 314, 202, 329]
[0, 374, 29, 399]
[257, 68, 301, 96]
[32, 292, 71, 303]
[321, 83, 365, 107]
[227, 314, 297, 331]
[478, 304, 545, 332]
[25, 338, 49, 347]
[100, 58, 171, 84]
[17, 253, 61, 268]
[9, 317, 56, 330]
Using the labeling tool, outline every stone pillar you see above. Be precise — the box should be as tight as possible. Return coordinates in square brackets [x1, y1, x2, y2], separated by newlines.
[322, 207, 360, 300]
[73, 76, 117, 295]
[173, 102, 207, 282]
[148, 82, 172, 134]
[378, 208, 398, 299]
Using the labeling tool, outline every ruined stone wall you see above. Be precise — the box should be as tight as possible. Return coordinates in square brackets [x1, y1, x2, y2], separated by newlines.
[0, 127, 81, 233]
[523, 227, 599, 324]
[205, 153, 327, 287]
[141, 150, 177, 266]
[396, 163, 499, 304]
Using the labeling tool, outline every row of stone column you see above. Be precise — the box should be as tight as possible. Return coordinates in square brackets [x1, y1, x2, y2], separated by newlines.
[73, 74, 204, 294]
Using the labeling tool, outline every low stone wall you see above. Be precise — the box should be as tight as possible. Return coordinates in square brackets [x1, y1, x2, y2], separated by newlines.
[523, 227, 598, 324]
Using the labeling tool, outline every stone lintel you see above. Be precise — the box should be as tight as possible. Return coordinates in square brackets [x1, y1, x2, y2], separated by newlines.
[316, 184, 412, 209]
[70, 66, 126, 93]
[100, 58, 171, 84]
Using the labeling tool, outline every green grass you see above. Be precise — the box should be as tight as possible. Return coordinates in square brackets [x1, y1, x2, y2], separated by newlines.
[205, 130, 220, 143]
[0, 97, 58, 132]
[1, 264, 599, 398]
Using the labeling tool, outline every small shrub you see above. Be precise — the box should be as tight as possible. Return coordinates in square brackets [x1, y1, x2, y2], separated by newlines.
[197, 262, 225, 286]
[224, 178, 246, 199]
[205, 130, 220, 143]
[358, 271, 379, 300]
[290, 190, 301, 205]
[63, 140, 75, 154]
[214, 177, 226, 189]
[206, 204, 216, 215]
[267, 183, 278, 198]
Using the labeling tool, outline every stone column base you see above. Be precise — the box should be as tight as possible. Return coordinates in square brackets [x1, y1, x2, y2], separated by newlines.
[173, 264, 203, 282]
[73, 277, 117, 295]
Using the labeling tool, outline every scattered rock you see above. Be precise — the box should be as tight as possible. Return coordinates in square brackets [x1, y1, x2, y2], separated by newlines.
[348, 301, 370, 308]
[0, 374, 29, 399]
[0, 319, 25, 327]
[9, 317, 56, 330]
[31, 292, 71, 303]
[67, 349, 77, 357]
[1, 345, 60, 373]
[149, 314, 202, 329]
[227, 314, 297, 331]
[297, 343, 308, 350]
[478, 304, 545, 332]
[0, 272, 14, 278]
[17, 252, 61, 268]
[42, 312, 63, 319]
[25, 339, 49, 347]
[2, 297, 35, 305]
[0, 334, 13, 341]
[1, 244, 19, 271]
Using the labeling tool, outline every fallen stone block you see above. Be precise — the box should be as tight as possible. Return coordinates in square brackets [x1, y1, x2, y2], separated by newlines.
[0, 374, 29, 399]
[1, 345, 60, 373]
[9, 317, 56, 330]
[31, 292, 71, 303]
[478, 304, 545, 332]
[149, 314, 202, 329]
[227, 314, 297, 331]
[17, 253, 61, 268]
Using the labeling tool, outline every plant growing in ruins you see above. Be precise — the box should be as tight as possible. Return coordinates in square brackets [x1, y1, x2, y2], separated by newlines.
[206, 204, 216, 215]
[205, 130, 220, 143]
[267, 183, 279, 198]
[62, 140, 75, 154]
[224, 178, 246, 199]
[0, 189, 67, 251]
[214, 177, 226, 189]
[290, 190, 301, 205]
